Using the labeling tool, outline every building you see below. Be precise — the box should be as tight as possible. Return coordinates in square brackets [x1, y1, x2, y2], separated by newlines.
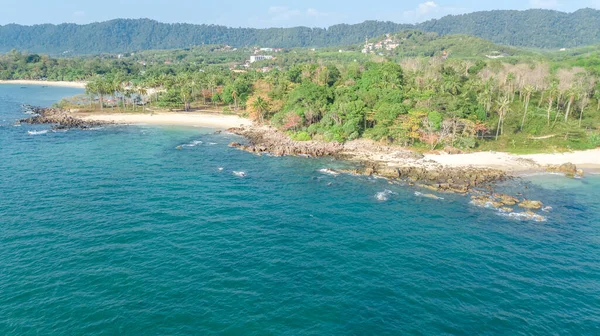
[249, 55, 273, 63]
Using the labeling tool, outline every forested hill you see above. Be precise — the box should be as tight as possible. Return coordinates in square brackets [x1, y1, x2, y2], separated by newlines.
[1, 8, 600, 54]
[419, 8, 600, 49]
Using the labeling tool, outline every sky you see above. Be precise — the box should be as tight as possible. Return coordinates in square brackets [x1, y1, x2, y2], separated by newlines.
[0, 0, 599, 27]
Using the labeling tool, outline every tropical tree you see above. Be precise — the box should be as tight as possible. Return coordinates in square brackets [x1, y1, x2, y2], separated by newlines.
[495, 96, 510, 140]
[545, 82, 558, 126]
[248, 95, 270, 124]
[564, 87, 576, 122]
[520, 85, 534, 130]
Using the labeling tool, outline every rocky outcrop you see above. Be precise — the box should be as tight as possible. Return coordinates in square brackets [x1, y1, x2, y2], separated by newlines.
[546, 162, 584, 178]
[227, 126, 342, 157]
[519, 200, 543, 210]
[368, 166, 506, 192]
[228, 125, 508, 193]
[18, 105, 110, 130]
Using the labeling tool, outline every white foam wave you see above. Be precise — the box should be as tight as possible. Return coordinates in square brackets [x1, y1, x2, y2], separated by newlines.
[499, 211, 547, 222]
[183, 140, 203, 147]
[319, 168, 339, 176]
[375, 189, 397, 201]
[28, 130, 48, 135]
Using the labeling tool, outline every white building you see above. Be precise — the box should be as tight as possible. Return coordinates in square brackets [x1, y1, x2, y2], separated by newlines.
[250, 55, 273, 63]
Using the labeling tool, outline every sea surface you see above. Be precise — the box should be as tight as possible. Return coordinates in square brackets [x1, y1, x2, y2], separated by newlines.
[1, 84, 599, 335]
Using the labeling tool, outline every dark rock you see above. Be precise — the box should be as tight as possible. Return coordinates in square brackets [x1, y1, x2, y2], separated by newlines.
[19, 106, 111, 130]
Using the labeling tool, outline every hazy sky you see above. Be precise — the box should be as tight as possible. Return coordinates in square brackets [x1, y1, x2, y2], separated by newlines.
[0, 0, 598, 27]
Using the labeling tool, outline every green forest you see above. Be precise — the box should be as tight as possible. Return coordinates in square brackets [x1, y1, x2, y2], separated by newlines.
[2, 9, 600, 54]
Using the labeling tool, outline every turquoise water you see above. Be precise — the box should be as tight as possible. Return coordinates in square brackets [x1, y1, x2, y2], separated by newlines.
[1, 85, 599, 335]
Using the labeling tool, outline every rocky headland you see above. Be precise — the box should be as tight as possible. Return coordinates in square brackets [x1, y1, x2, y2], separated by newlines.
[17, 105, 111, 130]
[227, 125, 592, 221]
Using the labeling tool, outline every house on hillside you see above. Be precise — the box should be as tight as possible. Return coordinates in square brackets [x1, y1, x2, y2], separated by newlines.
[249, 55, 273, 63]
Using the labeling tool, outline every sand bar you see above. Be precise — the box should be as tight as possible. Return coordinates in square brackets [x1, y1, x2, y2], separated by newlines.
[0, 80, 86, 88]
[77, 112, 252, 129]
[424, 149, 600, 171]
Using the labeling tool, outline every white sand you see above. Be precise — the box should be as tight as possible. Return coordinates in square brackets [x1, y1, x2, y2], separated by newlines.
[78, 112, 252, 129]
[0, 80, 86, 88]
[424, 149, 600, 171]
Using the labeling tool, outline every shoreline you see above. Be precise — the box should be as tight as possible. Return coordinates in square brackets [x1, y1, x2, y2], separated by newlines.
[422, 149, 600, 172]
[227, 125, 600, 178]
[0, 80, 86, 88]
[75, 111, 253, 129]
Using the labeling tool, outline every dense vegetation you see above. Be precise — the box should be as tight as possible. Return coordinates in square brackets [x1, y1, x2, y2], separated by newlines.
[3, 9, 600, 54]
[3, 32, 600, 153]
[77, 59, 600, 153]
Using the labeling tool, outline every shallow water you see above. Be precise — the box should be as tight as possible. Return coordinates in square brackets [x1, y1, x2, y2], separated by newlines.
[1, 85, 599, 335]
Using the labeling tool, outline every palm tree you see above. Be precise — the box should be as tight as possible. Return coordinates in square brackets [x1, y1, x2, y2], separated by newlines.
[564, 87, 576, 122]
[495, 96, 510, 140]
[520, 85, 534, 130]
[251, 96, 269, 124]
[136, 87, 148, 110]
[578, 88, 590, 127]
[85, 79, 98, 110]
[443, 75, 461, 96]
[545, 83, 558, 126]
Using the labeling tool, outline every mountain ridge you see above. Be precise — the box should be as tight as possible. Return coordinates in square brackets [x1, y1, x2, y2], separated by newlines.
[1, 8, 599, 54]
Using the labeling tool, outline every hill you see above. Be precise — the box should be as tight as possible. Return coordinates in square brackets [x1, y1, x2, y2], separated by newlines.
[1, 9, 599, 54]
[418, 8, 600, 49]
[360, 31, 523, 59]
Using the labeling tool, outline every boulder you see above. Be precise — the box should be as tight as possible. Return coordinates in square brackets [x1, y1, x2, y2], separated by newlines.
[495, 194, 519, 206]
[519, 200, 543, 210]
[547, 162, 578, 177]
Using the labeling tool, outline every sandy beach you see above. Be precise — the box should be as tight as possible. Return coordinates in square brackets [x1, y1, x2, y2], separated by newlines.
[76, 112, 252, 129]
[423, 149, 600, 171]
[0, 80, 86, 88]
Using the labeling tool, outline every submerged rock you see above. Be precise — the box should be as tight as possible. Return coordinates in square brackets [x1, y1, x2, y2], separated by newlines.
[494, 194, 519, 206]
[519, 200, 543, 210]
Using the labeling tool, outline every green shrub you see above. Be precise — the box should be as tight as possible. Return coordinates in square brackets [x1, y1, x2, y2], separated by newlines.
[589, 133, 600, 147]
[289, 131, 311, 141]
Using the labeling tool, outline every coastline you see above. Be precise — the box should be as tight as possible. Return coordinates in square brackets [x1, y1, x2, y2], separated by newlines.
[227, 125, 600, 177]
[24, 106, 600, 175]
[0, 80, 86, 88]
[75, 111, 253, 129]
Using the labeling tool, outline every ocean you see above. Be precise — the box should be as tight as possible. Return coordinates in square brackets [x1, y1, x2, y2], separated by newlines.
[1, 84, 599, 335]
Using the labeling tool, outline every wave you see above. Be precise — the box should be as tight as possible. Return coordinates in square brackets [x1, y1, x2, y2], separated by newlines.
[470, 200, 547, 222]
[233, 171, 246, 177]
[177, 140, 203, 149]
[28, 130, 48, 135]
[414, 191, 444, 200]
[499, 211, 547, 222]
[319, 168, 339, 176]
[375, 189, 397, 201]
